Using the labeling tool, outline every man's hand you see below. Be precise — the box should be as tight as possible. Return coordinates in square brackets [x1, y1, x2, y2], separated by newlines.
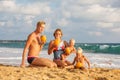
[20, 63, 25, 68]
[37, 36, 46, 45]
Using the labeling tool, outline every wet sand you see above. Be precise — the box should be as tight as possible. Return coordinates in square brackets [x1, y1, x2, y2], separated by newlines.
[0, 64, 120, 80]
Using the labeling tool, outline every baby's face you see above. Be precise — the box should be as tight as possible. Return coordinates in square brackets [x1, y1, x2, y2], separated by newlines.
[77, 52, 82, 57]
[69, 40, 75, 46]
[77, 49, 82, 57]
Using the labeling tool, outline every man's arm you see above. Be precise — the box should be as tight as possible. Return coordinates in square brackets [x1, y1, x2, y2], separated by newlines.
[36, 36, 46, 49]
[48, 41, 55, 55]
[20, 34, 33, 67]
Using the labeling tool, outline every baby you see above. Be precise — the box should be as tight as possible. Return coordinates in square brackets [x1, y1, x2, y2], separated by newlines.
[72, 47, 90, 70]
[60, 39, 76, 68]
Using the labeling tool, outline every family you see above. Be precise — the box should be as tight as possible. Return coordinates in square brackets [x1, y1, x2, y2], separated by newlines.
[20, 21, 90, 70]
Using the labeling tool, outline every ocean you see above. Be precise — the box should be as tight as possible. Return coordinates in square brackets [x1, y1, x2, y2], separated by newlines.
[0, 40, 120, 68]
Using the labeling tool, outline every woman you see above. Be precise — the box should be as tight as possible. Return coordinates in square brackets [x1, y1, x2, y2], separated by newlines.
[48, 28, 68, 67]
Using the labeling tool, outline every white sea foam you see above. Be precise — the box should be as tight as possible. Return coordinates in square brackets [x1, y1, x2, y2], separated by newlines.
[0, 47, 120, 68]
[99, 45, 109, 49]
[0, 57, 21, 60]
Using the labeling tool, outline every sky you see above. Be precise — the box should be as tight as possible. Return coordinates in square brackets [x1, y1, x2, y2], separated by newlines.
[0, 0, 120, 43]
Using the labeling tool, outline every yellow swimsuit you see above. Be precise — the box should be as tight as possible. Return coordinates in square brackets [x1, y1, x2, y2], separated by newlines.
[75, 62, 83, 68]
[75, 57, 83, 68]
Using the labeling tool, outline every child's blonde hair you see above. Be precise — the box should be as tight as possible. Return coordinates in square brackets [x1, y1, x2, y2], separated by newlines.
[69, 39, 75, 43]
[77, 47, 83, 54]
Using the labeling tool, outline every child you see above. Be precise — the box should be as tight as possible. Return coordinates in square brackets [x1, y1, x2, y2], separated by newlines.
[72, 47, 90, 70]
[61, 39, 76, 68]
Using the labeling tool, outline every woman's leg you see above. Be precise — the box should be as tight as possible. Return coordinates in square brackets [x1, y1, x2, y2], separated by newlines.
[31, 57, 57, 68]
[53, 59, 66, 67]
[64, 65, 74, 69]
[65, 60, 72, 65]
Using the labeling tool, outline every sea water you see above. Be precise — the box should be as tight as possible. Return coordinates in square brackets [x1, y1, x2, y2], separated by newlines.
[0, 40, 120, 68]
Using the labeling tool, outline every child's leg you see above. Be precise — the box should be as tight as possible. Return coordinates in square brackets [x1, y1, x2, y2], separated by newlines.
[65, 60, 72, 65]
[80, 67, 87, 71]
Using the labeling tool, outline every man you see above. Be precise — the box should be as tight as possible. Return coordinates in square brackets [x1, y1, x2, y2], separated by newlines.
[20, 21, 57, 67]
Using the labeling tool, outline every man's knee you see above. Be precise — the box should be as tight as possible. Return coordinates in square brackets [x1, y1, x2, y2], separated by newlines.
[54, 63, 57, 67]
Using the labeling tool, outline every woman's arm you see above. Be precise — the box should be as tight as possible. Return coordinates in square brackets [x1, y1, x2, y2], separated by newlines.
[61, 54, 67, 61]
[72, 57, 76, 65]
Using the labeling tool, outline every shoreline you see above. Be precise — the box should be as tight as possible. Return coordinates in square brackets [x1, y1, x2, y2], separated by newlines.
[0, 64, 120, 80]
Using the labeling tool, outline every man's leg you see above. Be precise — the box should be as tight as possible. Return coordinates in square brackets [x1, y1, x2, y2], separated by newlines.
[31, 57, 57, 68]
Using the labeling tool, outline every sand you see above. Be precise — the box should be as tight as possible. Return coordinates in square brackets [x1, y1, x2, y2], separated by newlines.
[0, 64, 120, 80]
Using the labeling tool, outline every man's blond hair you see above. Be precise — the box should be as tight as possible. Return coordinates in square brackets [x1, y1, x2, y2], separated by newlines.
[37, 21, 46, 26]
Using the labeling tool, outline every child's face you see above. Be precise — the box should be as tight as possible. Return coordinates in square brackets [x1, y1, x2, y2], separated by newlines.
[77, 53, 82, 57]
[69, 40, 75, 46]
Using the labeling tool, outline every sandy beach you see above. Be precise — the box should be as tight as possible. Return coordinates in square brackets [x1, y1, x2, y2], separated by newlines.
[0, 64, 120, 80]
